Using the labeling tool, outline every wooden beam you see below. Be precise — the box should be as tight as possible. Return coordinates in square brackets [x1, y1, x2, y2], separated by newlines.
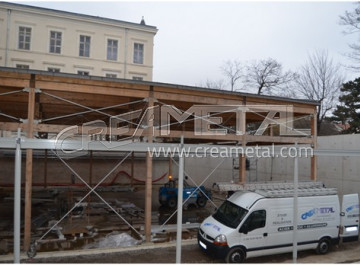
[169, 156, 172, 178]
[153, 85, 317, 114]
[0, 72, 31, 87]
[24, 75, 36, 251]
[245, 135, 312, 144]
[145, 88, 154, 243]
[36, 81, 149, 98]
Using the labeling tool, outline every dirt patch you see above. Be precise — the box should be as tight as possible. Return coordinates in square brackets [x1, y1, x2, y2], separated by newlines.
[18, 240, 360, 263]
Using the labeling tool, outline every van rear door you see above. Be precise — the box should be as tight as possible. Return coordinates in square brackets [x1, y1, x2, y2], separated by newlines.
[340, 194, 359, 242]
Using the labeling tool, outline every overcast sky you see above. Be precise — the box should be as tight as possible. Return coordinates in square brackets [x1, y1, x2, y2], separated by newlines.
[21, 1, 360, 91]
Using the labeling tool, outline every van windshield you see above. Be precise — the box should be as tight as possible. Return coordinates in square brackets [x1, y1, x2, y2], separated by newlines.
[212, 200, 248, 229]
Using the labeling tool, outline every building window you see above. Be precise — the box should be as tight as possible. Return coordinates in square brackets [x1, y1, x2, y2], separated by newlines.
[107, 39, 118, 61]
[132, 76, 143, 81]
[78, 70, 89, 76]
[79, 35, 91, 57]
[48, 67, 60, 73]
[16, 64, 29, 69]
[106, 73, 117, 78]
[133, 43, 144, 64]
[49, 31, 62, 54]
[18, 26, 31, 50]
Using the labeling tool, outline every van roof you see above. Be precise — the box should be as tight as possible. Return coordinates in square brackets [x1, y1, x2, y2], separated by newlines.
[228, 187, 338, 210]
[255, 188, 338, 198]
[228, 191, 264, 210]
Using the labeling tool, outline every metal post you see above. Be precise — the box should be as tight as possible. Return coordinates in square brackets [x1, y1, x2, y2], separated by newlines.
[14, 128, 22, 263]
[293, 143, 299, 263]
[176, 135, 184, 263]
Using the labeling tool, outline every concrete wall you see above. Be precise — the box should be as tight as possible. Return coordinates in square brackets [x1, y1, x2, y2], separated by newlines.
[316, 134, 360, 196]
[245, 135, 360, 196]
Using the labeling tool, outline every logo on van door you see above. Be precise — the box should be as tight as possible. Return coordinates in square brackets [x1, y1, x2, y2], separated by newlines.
[301, 207, 335, 220]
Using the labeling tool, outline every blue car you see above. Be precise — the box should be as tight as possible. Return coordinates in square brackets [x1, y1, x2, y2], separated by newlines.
[159, 178, 212, 209]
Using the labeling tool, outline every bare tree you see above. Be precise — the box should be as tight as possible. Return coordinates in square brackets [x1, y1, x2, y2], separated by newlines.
[296, 50, 344, 132]
[339, 3, 360, 69]
[220, 60, 243, 91]
[198, 79, 225, 90]
[245, 58, 296, 95]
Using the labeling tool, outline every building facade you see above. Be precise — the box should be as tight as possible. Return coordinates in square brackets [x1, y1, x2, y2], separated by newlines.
[0, 2, 157, 81]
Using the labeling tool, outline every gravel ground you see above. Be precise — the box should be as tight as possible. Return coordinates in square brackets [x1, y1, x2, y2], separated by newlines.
[7, 239, 360, 263]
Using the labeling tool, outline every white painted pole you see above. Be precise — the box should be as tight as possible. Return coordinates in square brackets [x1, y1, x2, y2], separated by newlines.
[14, 128, 22, 263]
[293, 143, 299, 263]
[176, 135, 184, 264]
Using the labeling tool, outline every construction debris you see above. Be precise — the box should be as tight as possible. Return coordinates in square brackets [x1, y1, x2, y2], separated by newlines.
[0, 187, 214, 255]
[83, 232, 140, 249]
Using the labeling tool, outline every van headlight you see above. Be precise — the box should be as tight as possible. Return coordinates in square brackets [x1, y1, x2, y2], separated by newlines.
[214, 234, 228, 246]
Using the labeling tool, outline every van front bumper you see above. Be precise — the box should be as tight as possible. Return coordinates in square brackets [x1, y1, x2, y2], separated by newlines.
[197, 231, 229, 259]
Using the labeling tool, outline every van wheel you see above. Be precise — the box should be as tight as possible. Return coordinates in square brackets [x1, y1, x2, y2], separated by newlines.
[316, 238, 330, 254]
[167, 197, 177, 208]
[225, 247, 245, 263]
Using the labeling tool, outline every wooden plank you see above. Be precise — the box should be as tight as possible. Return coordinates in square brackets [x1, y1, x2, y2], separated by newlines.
[245, 135, 312, 144]
[39, 90, 133, 107]
[35, 74, 150, 91]
[154, 84, 316, 106]
[153, 91, 243, 105]
[0, 71, 31, 88]
[36, 80, 149, 98]
[0, 71, 30, 79]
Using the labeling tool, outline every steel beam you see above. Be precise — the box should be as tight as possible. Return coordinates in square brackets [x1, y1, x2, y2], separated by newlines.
[13, 129, 21, 263]
[2, 138, 360, 157]
[293, 143, 299, 263]
[176, 136, 184, 263]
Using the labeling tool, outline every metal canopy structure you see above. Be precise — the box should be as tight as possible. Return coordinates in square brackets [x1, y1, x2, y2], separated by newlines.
[0, 67, 320, 261]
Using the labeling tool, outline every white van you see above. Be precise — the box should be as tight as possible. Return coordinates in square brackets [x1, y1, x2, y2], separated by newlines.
[198, 187, 359, 263]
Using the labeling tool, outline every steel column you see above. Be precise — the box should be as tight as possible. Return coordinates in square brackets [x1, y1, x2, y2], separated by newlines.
[13, 128, 21, 263]
[176, 136, 184, 263]
[293, 143, 299, 263]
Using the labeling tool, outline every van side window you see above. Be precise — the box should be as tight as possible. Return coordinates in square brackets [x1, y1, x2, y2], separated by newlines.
[240, 210, 266, 233]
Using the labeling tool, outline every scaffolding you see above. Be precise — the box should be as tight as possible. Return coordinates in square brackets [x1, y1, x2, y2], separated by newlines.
[0, 68, 322, 263]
